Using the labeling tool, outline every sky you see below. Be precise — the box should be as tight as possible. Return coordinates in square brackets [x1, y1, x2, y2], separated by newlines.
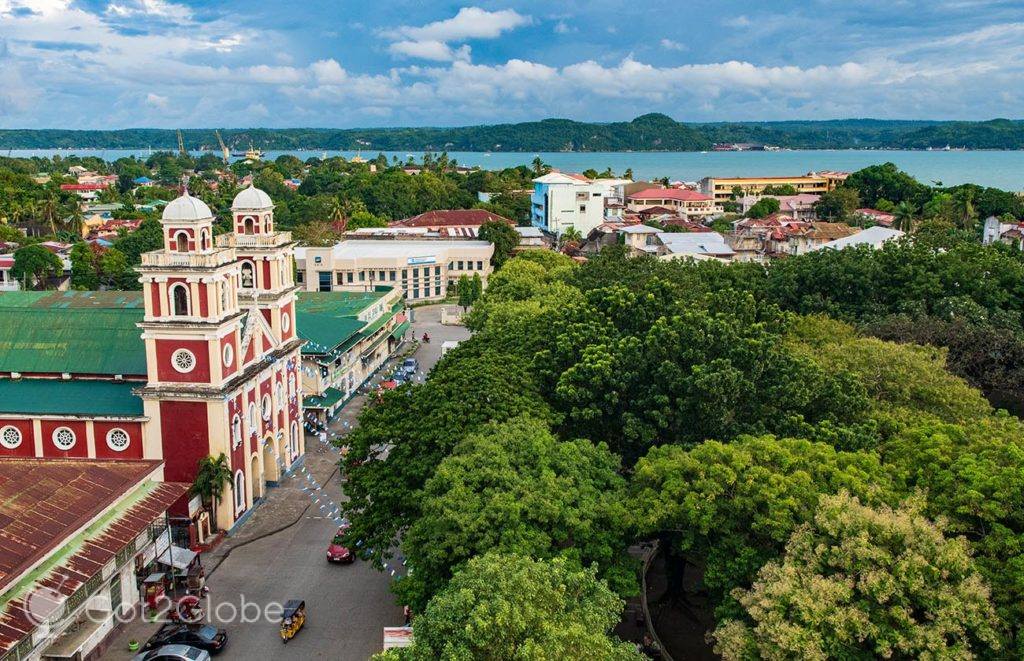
[0, 0, 1023, 128]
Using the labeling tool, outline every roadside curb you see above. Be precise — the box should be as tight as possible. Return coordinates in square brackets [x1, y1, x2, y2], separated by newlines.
[207, 463, 340, 577]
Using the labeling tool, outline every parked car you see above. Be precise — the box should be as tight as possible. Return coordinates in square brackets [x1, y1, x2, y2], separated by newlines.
[143, 624, 226, 654]
[327, 526, 354, 563]
[401, 358, 418, 376]
[133, 644, 211, 661]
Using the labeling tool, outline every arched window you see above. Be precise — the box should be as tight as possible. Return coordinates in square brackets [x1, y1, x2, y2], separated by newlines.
[174, 231, 189, 253]
[290, 421, 299, 456]
[234, 469, 245, 513]
[171, 284, 190, 316]
[240, 262, 255, 289]
[243, 217, 255, 235]
[200, 228, 210, 251]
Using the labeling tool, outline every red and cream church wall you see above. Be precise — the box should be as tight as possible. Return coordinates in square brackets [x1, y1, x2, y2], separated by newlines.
[0, 417, 147, 460]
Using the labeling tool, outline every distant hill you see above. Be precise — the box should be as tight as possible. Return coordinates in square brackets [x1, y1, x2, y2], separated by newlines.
[2, 115, 1023, 151]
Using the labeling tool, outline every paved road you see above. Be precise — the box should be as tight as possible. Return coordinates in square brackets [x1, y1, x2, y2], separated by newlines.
[101, 304, 469, 661]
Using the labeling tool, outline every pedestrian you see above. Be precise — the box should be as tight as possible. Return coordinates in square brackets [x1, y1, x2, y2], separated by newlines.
[403, 604, 411, 625]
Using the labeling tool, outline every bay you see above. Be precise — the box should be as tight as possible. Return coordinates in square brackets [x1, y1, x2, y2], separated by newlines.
[7, 148, 1024, 191]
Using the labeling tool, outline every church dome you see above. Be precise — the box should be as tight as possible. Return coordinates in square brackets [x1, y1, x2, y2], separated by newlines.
[232, 184, 274, 210]
[162, 191, 213, 222]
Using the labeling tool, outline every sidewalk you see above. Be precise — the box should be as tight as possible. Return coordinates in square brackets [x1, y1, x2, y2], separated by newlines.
[101, 306, 459, 658]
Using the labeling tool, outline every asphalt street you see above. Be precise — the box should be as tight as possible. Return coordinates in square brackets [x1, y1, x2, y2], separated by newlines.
[197, 304, 468, 660]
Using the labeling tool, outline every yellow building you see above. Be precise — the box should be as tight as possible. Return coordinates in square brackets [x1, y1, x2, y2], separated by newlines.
[700, 171, 848, 204]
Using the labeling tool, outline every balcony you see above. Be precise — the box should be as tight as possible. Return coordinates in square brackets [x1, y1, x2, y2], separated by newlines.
[141, 247, 236, 269]
[217, 232, 292, 249]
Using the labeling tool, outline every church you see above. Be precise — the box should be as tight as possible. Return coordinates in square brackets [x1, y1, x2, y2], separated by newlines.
[0, 185, 304, 532]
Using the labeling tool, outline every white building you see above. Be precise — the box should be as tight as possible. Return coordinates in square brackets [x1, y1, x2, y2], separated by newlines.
[531, 172, 626, 237]
[811, 225, 905, 251]
[296, 238, 494, 303]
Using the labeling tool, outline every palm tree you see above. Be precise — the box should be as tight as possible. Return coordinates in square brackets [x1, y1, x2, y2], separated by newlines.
[39, 196, 60, 236]
[191, 453, 232, 530]
[531, 157, 549, 177]
[953, 190, 977, 231]
[893, 201, 917, 233]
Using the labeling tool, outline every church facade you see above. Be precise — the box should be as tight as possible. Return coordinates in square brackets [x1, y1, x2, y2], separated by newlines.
[0, 185, 304, 531]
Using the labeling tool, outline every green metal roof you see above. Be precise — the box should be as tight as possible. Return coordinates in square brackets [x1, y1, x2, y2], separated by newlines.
[303, 386, 344, 410]
[296, 290, 392, 356]
[0, 306, 146, 376]
[0, 379, 144, 416]
[390, 321, 411, 340]
[0, 290, 145, 310]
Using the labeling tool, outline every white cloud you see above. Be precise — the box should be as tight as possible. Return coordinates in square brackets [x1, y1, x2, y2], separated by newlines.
[384, 7, 530, 63]
[724, 15, 752, 28]
[395, 7, 530, 42]
[554, 20, 575, 35]
[660, 38, 686, 52]
[105, 0, 192, 22]
[388, 40, 471, 62]
[145, 92, 168, 108]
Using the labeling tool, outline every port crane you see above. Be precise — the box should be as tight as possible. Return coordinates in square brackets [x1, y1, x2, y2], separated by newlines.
[214, 130, 230, 164]
[176, 129, 186, 156]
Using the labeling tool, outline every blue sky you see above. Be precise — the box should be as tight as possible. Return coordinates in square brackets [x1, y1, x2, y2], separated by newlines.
[0, 0, 1023, 128]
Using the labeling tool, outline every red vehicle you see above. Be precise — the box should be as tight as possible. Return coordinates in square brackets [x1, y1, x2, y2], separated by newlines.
[327, 526, 354, 564]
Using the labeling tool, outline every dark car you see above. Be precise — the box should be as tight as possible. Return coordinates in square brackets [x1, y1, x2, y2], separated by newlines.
[144, 624, 227, 654]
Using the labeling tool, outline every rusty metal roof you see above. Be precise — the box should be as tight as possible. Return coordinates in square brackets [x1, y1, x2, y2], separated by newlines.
[0, 458, 187, 654]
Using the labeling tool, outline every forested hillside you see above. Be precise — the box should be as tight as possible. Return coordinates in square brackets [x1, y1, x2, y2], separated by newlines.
[3, 115, 1024, 151]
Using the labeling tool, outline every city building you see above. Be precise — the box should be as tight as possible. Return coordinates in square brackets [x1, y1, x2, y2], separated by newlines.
[739, 193, 820, 220]
[618, 224, 733, 261]
[982, 215, 1024, 248]
[530, 172, 621, 236]
[0, 458, 189, 661]
[852, 208, 896, 227]
[700, 171, 848, 205]
[0, 184, 305, 533]
[513, 226, 550, 250]
[297, 288, 407, 422]
[296, 238, 493, 303]
[626, 188, 716, 220]
[390, 209, 513, 238]
[811, 225, 905, 251]
[0, 254, 16, 291]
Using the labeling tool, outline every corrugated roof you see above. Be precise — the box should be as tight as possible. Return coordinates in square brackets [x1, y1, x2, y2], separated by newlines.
[296, 290, 390, 355]
[0, 459, 187, 654]
[0, 308, 145, 376]
[0, 291, 146, 376]
[0, 379, 144, 416]
[303, 386, 344, 409]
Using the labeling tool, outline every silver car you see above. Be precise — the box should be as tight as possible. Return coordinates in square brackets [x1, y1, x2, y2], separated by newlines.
[132, 644, 211, 661]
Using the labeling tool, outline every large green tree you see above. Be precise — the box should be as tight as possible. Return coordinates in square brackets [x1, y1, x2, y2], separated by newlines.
[377, 553, 643, 661]
[342, 347, 555, 566]
[478, 218, 519, 267]
[632, 436, 898, 615]
[12, 244, 63, 289]
[396, 416, 635, 612]
[713, 492, 1001, 661]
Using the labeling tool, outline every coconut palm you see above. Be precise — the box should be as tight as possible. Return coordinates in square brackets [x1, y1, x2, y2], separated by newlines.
[893, 201, 917, 233]
[191, 453, 232, 530]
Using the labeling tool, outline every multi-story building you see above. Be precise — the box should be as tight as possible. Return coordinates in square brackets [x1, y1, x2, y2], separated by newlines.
[297, 287, 408, 422]
[296, 238, 493, 303]
[0, 184, 305, 533]
[389, 209, 513, 238]
[530, 172, 624, 236]
[700, 171, 848, 205]
[0, 458, 189, 661]
[626, 188, 716, 219]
